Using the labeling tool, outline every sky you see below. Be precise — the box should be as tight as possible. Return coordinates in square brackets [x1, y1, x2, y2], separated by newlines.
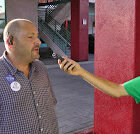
[0, 0, 5, 13]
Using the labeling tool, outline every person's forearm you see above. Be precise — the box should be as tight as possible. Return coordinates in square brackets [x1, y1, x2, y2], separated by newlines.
[79, 69, 124, 97]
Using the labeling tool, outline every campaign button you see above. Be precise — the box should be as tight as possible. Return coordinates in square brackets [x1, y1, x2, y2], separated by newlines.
[10, 81, 21, 91]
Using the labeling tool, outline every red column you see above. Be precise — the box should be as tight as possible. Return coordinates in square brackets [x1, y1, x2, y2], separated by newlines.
[71, 0, 88, 61]
[65, 20, 68, 30]
[94, 0, 140, 133]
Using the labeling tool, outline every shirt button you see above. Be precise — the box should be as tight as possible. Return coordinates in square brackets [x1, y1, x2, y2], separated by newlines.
[39, 115, 41, 119]
[36, 103, 39, 106]
[41, 128, 43, 132]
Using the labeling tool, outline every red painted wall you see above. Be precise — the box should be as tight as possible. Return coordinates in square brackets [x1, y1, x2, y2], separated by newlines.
[94, 0, 140, 133]
[71, 0, 88, 61]
[133, 1, 140, 133]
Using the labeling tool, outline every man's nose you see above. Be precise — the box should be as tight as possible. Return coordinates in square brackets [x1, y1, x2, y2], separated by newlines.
[35, 38, 41, 46]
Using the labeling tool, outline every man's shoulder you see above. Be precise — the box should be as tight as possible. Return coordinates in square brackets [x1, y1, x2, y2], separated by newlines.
[33, 59, 45, 66]
[0, 55, 4, 61]
[32, 59, 47, 71]
[0, 56, 6, 76]
[0, 56, 5, 68]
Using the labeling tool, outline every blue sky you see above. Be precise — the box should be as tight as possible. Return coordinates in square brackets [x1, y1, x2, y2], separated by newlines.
[0, 0, 5, 13]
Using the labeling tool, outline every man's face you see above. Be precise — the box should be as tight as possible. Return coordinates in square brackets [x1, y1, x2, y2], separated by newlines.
[14, 22, 41, 62]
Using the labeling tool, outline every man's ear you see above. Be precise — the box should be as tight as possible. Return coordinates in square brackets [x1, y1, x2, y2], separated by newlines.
[7, 36, 14, 48]
[9, 36, 13, 45]
[7, 39, 13, 49]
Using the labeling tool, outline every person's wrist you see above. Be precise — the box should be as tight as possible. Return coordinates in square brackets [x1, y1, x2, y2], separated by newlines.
[79, 67, 86, 77]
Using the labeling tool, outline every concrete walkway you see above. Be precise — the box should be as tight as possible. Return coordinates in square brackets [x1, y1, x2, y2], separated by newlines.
[42, 54, 94, 134]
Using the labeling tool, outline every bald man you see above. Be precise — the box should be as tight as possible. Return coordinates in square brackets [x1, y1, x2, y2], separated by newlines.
[58, 57, 140, 104]
[0, 19, 58, 133]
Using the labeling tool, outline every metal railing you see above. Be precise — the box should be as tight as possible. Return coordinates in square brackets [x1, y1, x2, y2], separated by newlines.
[38, 17, 68, 54]
[46, 16, 71, 45]
[38, 9, 71, 46]
[38, 5, 57, 20]
[38, 5, 57, 18]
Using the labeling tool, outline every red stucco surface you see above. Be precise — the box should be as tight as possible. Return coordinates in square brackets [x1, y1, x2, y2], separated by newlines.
[94, 0, 140, 133]
[71, 0, 88, 61]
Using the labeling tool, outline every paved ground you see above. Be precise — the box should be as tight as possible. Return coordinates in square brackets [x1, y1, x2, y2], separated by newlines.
[42, 54, 94, 134]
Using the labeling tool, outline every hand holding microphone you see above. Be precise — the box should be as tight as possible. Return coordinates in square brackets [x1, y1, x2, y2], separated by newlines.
[58, 57, 85, 76]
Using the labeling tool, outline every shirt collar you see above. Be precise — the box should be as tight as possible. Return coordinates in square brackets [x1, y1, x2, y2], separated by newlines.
[2, 51, 38, 75]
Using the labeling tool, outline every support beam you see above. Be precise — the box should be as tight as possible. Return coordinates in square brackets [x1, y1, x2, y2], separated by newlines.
[94, 0, 140, 133]
[71, 0, 89, 61]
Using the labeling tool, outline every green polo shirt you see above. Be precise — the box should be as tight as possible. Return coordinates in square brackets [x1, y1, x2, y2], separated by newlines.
[124, 77, 140, 104]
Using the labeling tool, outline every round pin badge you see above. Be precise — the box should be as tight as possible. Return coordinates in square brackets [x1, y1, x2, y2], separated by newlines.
[10, 81, 21, 91]
[5, 74, 15, 84]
